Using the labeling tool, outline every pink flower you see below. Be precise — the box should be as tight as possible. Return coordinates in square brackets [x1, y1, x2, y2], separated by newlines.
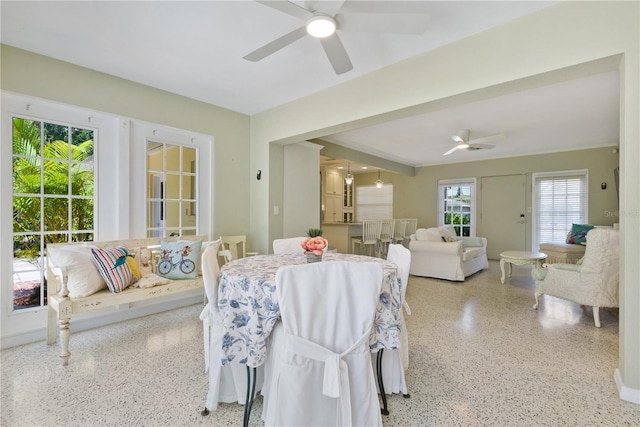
[300, 237, 328, 256]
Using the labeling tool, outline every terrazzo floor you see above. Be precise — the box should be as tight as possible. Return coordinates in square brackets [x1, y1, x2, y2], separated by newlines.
[1, 260, 639, 426]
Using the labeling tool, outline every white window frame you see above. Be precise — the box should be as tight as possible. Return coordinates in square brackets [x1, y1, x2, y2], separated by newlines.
[129, 121, 212, 239]
[437, 178, 477, 237]
[532, 169, 589, 250]
[1, 93, 121, 338]
[355, 184, 393, 222]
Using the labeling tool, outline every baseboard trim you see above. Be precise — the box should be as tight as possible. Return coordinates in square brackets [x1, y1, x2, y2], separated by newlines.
[1, 295, 202, 349]
[614, 368, 640, 404]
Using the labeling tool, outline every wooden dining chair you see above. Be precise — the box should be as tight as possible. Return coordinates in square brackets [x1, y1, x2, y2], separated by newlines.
[199, 240, 264, 415]
[220, 235, 258, 261]
[263, 261, 384, 427]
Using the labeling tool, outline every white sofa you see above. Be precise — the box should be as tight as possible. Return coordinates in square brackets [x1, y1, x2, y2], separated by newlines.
[408, 226, 489, 281]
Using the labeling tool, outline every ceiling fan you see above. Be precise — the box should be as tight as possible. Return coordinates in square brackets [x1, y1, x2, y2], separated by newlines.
[244, 0, 430, 75]
[443, 130, 505, 156]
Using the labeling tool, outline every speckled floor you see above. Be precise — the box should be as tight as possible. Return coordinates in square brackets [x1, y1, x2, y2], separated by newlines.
[1, 260, 639, 426]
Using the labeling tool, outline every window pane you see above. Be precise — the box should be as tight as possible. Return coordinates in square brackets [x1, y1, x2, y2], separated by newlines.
[165, 201, 180, 228]
[13, 272, 42, 311]
[71, 127, 94, 152]
[166, 144, 180, 172]
[165, 173, 180, 199]
[71, 162, 94, 195]
[13, 197, 40, 232]
[44, 123, 69, 145]
[12, 118, 42, 156]
[43, 197, 68, 231]
[147, 141, 163, 171]
[71, 233, 93, 243]
[183, 148, 196, 172]
[13, 234, 41, 267]
[72, 198, 94, 230]
[43, 160, 68, 195]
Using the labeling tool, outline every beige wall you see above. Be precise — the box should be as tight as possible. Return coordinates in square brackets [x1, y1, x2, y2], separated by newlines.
[0, 45, 251, 239]
[251, 1, 639, 401]
[355, 147, 620, 237]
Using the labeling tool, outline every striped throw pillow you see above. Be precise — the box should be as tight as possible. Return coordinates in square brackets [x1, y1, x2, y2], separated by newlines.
[90, 246, 136, 293]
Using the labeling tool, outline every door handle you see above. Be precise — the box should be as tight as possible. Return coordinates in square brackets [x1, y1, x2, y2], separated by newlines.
[518, 214, 525, 224]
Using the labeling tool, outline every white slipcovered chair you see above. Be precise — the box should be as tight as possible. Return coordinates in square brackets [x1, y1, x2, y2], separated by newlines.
[272, 237, 307, 254]
[532, 228, 619, 327]
[199, 240, 263, 414]
[263, 261, 384, 427]
[372, 243, 411, 400]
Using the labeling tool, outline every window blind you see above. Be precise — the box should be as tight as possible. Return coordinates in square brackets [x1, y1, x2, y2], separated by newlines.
[355, 184, 393, 222]
[533, 170, 588, 249]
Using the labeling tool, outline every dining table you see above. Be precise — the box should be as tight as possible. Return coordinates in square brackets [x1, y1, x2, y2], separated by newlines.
[217, 252, 403, 424]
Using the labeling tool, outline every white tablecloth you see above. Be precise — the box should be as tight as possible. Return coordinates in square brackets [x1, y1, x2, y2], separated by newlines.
[218, 253, 402, 368]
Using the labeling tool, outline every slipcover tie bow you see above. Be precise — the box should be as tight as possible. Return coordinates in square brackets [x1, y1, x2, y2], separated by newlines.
[285, 324, 373, 426]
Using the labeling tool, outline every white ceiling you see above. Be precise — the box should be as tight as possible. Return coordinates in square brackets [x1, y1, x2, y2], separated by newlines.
[1, 1, 619, 169]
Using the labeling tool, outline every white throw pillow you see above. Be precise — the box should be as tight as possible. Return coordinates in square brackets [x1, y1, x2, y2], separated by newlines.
[47, 245, 107, 298]
[414, 228, 431, 241]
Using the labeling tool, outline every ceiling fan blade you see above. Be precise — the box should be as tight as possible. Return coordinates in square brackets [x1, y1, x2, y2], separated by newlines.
[469, 134, 505, 145]
[451, 135, 465, 144]
[338, 1, 432, 14]
[319, 33, 353, 74]
[255, 0, 313, 20]
[335, 13, 429, 35]
[443, 145, 461, 156]
[468, 143, 495, 150]
[303, 0, 346, 17]
[243, 26, 308, 62]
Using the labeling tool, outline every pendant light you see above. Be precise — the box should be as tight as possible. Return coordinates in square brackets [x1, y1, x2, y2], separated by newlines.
[375, 169, 384, 189]
[344, 162, 353, 185]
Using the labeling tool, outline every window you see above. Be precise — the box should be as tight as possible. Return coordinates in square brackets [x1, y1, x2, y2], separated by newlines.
[11, 117, 95, 310]
[438, 178, 476, 236]
[533, 170, 588, 250]
[129, 121, 211, 240]
[146, 141, 197, 237]
[355, 184, 393, 222]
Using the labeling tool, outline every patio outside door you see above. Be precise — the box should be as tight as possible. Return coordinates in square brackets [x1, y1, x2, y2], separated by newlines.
[480, 175, 526, 260]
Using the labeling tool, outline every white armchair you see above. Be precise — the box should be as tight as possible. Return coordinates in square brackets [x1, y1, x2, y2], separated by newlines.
[408, 226, 488, 281]
[532, 228, 619, 327]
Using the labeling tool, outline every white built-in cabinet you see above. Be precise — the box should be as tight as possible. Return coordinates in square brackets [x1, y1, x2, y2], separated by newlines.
[324, 170, 343, 223]
[323, 169, 355, 223]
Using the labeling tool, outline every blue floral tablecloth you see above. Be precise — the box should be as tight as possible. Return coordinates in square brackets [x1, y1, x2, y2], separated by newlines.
[218, 253, 402, 368]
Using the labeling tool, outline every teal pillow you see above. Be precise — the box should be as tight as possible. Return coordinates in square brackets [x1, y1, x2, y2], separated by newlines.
[157, 240, 202, 279]
[566, 224, 594, 245]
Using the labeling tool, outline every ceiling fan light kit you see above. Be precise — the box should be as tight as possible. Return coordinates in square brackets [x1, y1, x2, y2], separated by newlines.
[246, 0, 430, 75]
[306, 15, 336, 38]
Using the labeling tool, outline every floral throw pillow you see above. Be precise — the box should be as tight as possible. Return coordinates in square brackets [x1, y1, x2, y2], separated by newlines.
[157, 240, 202, 279]
[90, 246, 136, 293]
[566, 223, 594, 245]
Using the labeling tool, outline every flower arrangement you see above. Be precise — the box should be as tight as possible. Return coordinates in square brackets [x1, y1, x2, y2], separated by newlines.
[300, 236, 328, 256]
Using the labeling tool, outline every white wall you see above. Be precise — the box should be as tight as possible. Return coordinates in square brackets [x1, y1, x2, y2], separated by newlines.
[283, 142, 322, 239]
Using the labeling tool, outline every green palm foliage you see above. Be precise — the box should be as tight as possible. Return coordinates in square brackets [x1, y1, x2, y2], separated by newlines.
[12, 118, 94, 261]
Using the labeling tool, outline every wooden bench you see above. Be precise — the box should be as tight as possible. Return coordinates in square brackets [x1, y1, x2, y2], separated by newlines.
[46, 235, 206, 365]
